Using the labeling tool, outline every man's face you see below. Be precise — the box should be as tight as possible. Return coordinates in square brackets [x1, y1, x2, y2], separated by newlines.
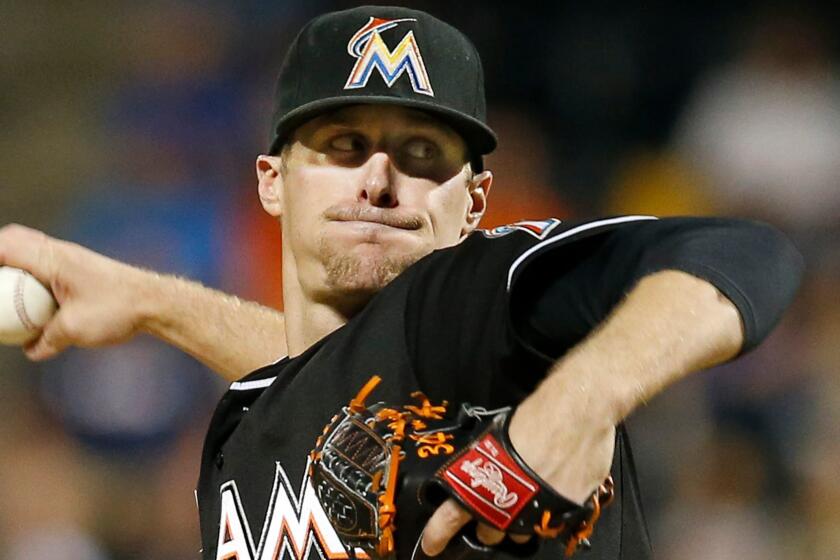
[259, 105, 491, 309]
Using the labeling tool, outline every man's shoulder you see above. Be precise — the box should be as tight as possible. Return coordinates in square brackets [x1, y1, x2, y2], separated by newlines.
[228, 355, 290, 389]
[406, 215, 660, 282]
[462, 215, 660, 254]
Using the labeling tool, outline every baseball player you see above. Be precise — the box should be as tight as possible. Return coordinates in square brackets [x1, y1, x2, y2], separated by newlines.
[0, 6, 803, 560]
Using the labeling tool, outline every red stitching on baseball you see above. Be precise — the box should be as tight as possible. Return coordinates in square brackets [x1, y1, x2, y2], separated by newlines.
[14, 272, 38, 332]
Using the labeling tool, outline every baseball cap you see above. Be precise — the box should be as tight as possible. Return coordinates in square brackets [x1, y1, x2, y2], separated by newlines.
[268, 5, 497, 170]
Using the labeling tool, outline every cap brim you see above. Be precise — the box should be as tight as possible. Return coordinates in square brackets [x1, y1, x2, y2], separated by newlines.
[269, 95, 497, 164]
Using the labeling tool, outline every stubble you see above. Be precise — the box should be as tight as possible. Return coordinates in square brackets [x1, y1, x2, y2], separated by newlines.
[318, 236, 422, 296]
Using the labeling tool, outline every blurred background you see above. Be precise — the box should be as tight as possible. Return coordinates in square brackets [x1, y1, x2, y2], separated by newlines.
[1, 1, 838, 558]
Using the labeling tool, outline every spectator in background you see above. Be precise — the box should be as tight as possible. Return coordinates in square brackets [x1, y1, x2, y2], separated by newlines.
[673, 8, 840, 234]
[480, 108, 572, 224]
[662, 8, 840, 559]
[1, 4, 259, 559]
[38, 1, 244, 460]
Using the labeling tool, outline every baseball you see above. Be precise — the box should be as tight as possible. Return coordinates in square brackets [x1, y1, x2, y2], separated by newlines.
[0, 266, 58, 346]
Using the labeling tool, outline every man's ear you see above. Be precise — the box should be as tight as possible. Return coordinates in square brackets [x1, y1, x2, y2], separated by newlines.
[256, 155, 284, 218]
[461, 170, 493, 237]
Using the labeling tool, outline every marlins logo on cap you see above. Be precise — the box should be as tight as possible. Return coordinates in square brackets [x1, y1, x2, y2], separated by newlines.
[344, 17, 434, 97]
[269, 6, 496, 161]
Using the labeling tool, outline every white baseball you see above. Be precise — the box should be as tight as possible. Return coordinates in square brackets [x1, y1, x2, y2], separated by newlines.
[0, 266, 58, 346]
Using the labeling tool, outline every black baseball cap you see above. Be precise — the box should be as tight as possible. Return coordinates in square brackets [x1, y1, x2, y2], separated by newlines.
[268, 5, 497, 170]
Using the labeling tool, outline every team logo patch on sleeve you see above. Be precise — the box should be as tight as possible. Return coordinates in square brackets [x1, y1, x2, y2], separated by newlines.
[481, 218, 562, 240]
[345, 17, 434, 96]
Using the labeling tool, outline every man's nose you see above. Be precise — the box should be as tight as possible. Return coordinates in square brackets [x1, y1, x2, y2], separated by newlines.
[359, 152, 397, 208]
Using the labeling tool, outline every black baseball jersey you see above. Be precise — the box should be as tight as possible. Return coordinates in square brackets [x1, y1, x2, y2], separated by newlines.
[197, 215, 803, 560]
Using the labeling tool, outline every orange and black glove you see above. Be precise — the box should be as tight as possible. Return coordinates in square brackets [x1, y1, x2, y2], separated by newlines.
[310, 376, 614, 560]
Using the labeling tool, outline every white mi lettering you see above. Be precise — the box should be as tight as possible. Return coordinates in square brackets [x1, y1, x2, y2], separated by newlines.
[215, 461, 364, 560]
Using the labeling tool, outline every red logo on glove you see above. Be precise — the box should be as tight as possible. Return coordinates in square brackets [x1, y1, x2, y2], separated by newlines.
[441, 433, 538, 530]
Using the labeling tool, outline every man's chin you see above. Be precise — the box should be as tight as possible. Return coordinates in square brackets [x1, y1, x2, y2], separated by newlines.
[323, 251, 415, 292]
[318, 238, 428, 295]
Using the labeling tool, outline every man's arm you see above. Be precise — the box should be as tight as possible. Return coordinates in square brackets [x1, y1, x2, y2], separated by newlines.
[414, 217, 802, 554]
[421, 269, 743, 554]
[0, 224, 286, 381]
[510, 269, 743, 501]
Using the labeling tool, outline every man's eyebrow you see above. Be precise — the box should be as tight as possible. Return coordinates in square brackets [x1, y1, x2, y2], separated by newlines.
[318, 110, 458, 136]
[318, 112, 356, 128]
[396, 111, 457, 133]
[401, 111, 439, 126]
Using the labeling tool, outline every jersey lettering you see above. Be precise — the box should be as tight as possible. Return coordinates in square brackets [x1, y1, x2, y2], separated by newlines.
[216, 461, 364, 560]
[217, 481, 256, 559]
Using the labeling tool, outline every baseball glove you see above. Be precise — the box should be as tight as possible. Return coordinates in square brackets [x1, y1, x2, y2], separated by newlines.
[309, 376, 614, 559]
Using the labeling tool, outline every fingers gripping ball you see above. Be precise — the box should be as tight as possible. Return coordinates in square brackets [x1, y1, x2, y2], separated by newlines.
[309, 376, 615, 559]
[0, 266, 57, 345]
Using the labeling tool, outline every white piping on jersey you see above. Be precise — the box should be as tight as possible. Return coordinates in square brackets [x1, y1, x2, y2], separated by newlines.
[506, 215, 659, 291]
[230, 377, 277, 391]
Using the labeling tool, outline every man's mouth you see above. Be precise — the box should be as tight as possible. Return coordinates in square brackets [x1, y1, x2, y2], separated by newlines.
[325, 207, 423, 231]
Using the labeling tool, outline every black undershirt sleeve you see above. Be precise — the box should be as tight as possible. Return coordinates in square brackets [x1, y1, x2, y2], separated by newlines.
[512, 217, 804, 360]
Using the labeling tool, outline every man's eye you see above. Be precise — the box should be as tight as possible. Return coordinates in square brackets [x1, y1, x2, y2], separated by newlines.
[403, 139, 437, 160]
[329, 135, 363, 152]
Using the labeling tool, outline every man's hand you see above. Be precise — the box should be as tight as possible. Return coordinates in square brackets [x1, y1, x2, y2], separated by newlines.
[420, 499, 536, 555]
[0, 224, 288, 379]
[0, 224, 154, 360]
[419, 402, 615, 556]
